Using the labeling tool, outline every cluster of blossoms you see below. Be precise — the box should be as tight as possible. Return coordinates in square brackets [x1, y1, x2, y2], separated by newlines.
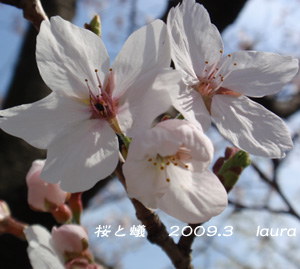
[25, 224, 102, 269]
[0, 0, 298, 264]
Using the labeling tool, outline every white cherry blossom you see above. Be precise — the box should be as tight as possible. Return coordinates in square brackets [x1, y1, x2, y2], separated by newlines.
[167, 0, 299, 158]
[24, 225, 64, 269]
[123, 119, 227, 223]
[0, 16, 181, 192]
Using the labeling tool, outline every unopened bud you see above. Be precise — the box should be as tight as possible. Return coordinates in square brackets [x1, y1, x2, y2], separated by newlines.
[26, 160, 70, 212]
[213, 147, 251, 192]
[84, 14, 102, 38]
[65, 258, 103, 269]
[52, 224, 89, 253]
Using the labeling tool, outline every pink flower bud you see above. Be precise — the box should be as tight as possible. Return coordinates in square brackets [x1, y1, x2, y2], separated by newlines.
[0, 200, 10, 221]
[26, 160, 69, 212]
[52, 224, 89, 255]
[65, 258, 103, 269]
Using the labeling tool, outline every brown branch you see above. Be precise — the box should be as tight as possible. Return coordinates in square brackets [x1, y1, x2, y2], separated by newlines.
[0, 0, 48, 30]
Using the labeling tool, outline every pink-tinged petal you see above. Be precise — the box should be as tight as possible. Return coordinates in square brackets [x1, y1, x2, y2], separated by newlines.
[211, 95, 293, 158]
[117, 69, 182, 137]
[123, 158, 169, 209]
[26, 160, 68, 212]
[65, 258, 102, 269]
[112, 20, 171, 98]
[41, 120, 119, 193]
[156, 119, 213, 166]
[0, 92, 89, 149]
[167, 0, 223, 81]
[173, 85, 211, 131]
[52, 224, 88, 254]
[158, 168, 227, 223]
[24, 225, 64, 269]
[220, 51, 299, 97]
[37, 16, 110, 99]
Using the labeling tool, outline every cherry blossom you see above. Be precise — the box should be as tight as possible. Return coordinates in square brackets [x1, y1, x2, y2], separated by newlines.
[25, 225, 64, 269]
[52, 224, 89, 255]
[25, 225, 102, 269]
[0, 16, 181, 192]
[167, 0, 299, 158]
[26, 159, 69, 212]
[123, 119, 227, 223]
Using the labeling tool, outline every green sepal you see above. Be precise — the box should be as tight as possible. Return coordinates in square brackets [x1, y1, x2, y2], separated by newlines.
[84, 14, 102, 38]
[214, 148, 251, 192]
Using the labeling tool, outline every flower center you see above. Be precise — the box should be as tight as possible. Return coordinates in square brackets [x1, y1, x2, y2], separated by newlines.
[194, 52, 241, 112]
[85, 69, 122, 134]
[147, 146, 192, 183]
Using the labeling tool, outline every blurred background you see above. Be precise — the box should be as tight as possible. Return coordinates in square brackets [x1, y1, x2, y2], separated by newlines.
[0, 0, 300, 268]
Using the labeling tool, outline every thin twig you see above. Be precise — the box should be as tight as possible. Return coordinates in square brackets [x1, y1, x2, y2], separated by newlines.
[0, 0, 48, 30]
[228, 200, 295, 216]
[252, 162, 300, 221]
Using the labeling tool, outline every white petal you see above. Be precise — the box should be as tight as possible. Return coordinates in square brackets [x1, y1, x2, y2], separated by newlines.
[158, 168, 227, 223]
[0, 93, 89, 149]
[112, 20, 171, 98]
[173, 85, 211, 131]
[41, 119, 119, 192]
[123, 158, 169, 209]
[220, 51, 299, 97]
[125, 122, 182, 161]
[211, 95, 293, 158]
[24, 225, 64, 269]
[167, 0, 223, 81]
[117, 69, 182, 137]
[156, 119, 213, 166]
[37, 16, 110, 99]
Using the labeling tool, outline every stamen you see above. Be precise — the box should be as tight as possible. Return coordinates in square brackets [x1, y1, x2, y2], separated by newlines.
[85, 79, 97, 100]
